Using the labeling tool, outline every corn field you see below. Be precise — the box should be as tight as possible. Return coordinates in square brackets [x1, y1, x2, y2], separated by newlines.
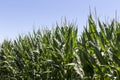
[1, 15, 120, 80]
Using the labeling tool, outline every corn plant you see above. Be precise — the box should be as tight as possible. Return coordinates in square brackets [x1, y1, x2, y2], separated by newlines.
[1, 15, 120, 79]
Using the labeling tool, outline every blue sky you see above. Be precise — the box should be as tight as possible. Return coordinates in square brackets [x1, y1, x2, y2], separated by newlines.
[0, 0, 120, 42]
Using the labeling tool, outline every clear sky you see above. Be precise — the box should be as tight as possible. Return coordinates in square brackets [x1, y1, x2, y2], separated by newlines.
[0, 0, 120, 42]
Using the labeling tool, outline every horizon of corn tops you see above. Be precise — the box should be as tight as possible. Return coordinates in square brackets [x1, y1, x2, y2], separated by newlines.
[1, 14, 120, 79]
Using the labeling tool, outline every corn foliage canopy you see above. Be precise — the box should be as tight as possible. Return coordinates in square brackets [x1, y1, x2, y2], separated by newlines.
[1, 15, 120, 79]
